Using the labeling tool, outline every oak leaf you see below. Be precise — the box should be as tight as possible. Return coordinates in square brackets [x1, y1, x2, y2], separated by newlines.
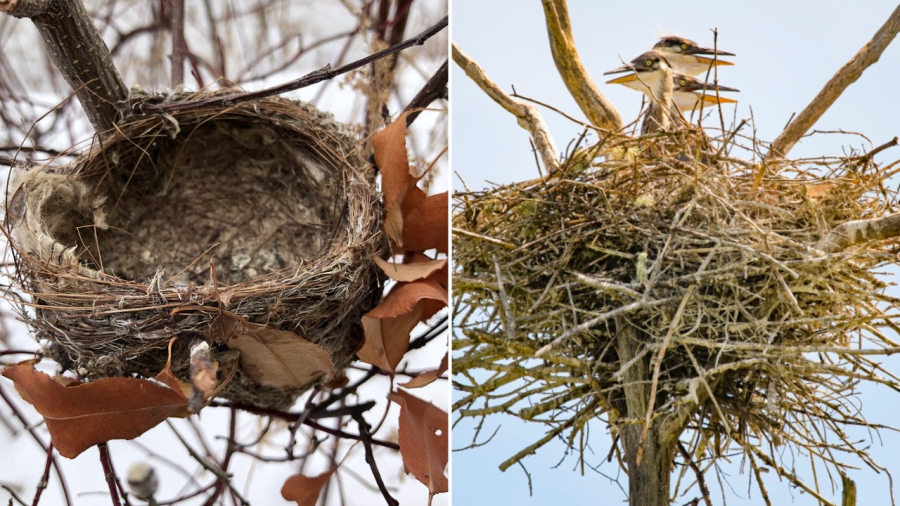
[226, 321, 333, 388]
[281, 469, 335, 506]
[358, 279, 448, 372]
[388, 390, 449, 495]
[2, 361, 189, 458]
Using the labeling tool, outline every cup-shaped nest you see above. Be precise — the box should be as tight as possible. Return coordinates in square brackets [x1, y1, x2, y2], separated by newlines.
[6, 92, 386, 408]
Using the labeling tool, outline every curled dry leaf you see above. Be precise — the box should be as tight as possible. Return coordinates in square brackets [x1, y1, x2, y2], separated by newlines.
[226, 319, 333, 388]
[2, 360, 189, 458]
[389, 389, 449, 495]
[399, 352, 448, 389]
[281, 469, 335, 506]
[375, 256, 447, 282]
[358, 279, 448, 372]
[372, 111, 416, 246]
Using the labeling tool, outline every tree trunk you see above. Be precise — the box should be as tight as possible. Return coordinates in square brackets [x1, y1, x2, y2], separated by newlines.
[2, 0, 128, 132]
[615, 316, 675, 506]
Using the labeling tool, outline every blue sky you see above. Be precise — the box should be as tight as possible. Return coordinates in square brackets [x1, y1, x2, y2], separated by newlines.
[451, 1, 900, 504]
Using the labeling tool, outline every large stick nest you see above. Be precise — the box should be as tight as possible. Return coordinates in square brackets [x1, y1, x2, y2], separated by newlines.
[5, 91, 386, 408]
[454, 129, 900, 472]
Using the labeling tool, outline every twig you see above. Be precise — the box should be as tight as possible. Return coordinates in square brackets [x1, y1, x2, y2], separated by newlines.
[677, 442, 713, 506]
[97, 443, 123, 506]
[30, 444, 54, 506]
[0, 387, 72, 506]
[141, 15, 448, 113]
[452, 42, 561, 174]
[403, 60, 448, 127]
[352, 413, 399, 506]
[767, 4, 900, 159]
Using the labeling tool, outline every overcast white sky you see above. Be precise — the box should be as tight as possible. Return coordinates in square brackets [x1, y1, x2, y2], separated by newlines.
[451, 1, 900, 505]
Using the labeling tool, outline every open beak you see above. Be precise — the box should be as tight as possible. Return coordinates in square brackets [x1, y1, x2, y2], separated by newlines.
[603, 63, 636, 75]
[606, 73, 639, 85]
[685, 45, 736, 57]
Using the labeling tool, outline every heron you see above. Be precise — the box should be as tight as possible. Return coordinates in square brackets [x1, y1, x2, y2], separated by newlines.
[604, 51, 680, 134]
[652, 35, 735, 76]
[607, 71, 739, 113]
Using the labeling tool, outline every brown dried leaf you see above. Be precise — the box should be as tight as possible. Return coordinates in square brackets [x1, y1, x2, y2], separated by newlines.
[399, 352, 448, 389]
[155, 337, 191, 399]
[226, 322, 333, 388]
[374, 256, 447, 283]
[372, 112, 417, 246]
[389, 390, 449, 495]
[281, 469, 335, 506]
[2, 361, 189, 459]
[358, 279, 448, 372]
[401, 188, 448, 254]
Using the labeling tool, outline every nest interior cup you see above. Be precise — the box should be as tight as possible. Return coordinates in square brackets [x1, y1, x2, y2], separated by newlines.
[7, 92, 385, 407]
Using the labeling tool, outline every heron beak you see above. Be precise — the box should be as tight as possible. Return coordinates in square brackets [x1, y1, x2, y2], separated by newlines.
[606, 73, 639, 85]
[687, 46, 736, 57]
[694, 55, 734, 67]
[698, 83, 740, 93]
[603, 63, 636, 75]
[699, 94, 738, 105]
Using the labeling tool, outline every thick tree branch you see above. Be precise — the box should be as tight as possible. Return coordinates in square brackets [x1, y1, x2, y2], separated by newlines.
[452, 42, 561, 174]
[1, 0, 129, 133]
[768, 4, 900, 159]
[816, 212, 900, 253]
[540, 0, 622, 132]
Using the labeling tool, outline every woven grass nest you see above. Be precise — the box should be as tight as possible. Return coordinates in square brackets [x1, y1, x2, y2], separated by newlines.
[6, 91, 386, 408]
[454, 130, 900, 462]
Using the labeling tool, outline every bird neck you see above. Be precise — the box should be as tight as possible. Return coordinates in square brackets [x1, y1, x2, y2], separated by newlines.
[648, 66, 676, 130]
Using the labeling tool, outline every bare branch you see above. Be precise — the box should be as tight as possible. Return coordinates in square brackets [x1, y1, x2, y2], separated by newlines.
[817, 212, 900, 253]
[171, 0, 186, 87]
[452, 42, 561, 173]
[540, 0, 622, 132]
[768, 4, 900, 158]
[1, 0, 129, 132]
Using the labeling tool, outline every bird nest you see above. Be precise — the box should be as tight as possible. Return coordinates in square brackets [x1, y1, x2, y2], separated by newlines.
[5, 91, 386, 408]
[453, 129, 900, 470]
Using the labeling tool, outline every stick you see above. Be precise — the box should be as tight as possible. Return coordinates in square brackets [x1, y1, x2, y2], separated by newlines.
[170, 0, 186, 87]
[403, 59, 448, 127]
[141, 15, 448, 114]
[767, 4, 900, 159]
[97, 443, 123, 506]
[540, 0, 621, 131]
[452, 42, 561, 174]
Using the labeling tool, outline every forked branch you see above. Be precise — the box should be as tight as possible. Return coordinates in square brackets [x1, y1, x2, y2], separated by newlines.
[452, 42, 561, 174]
[768, 3, 900, 159]
[541, 0, 622, 132]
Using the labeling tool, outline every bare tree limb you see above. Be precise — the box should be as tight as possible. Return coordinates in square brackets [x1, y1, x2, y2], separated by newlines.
[816, 212, 900, 253]
[540, 0, 622, 132]
[171, 0, 186, 87]
[452, 42, 561, 174]
[768, 4, 900, 159]
[1, 0, 129, 132]
[403, 59, 448, 127]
